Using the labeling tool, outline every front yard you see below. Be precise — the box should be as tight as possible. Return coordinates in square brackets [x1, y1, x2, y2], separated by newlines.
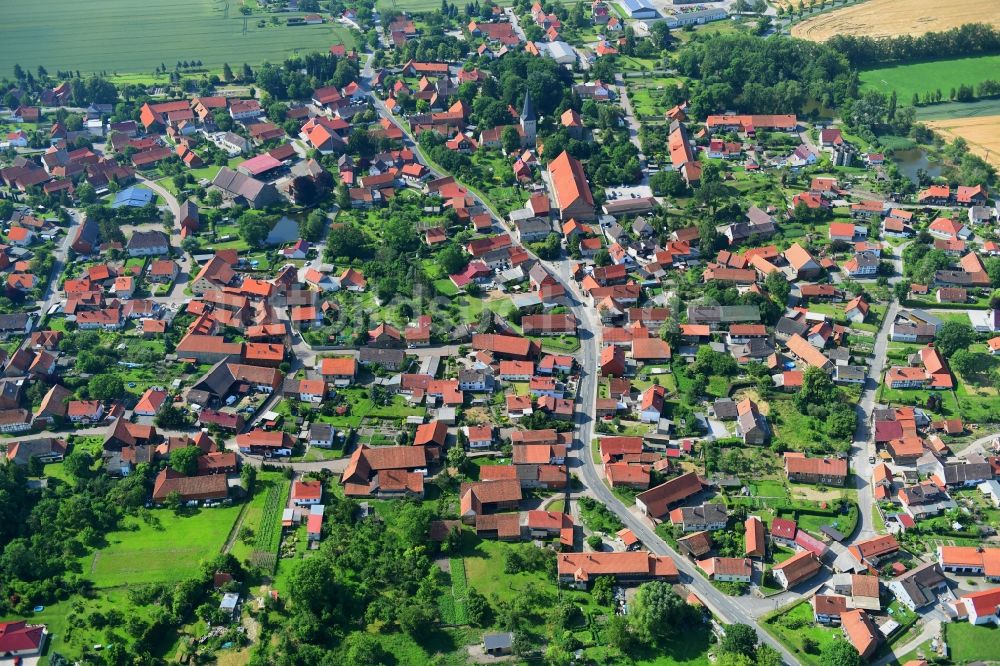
[944, 622, 1000, 662]
[763, 600, 843, 666]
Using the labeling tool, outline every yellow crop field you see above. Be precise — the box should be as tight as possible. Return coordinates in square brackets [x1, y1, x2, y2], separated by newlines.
[923, 115, 1000, 168]
[791, 0, 1000, 40]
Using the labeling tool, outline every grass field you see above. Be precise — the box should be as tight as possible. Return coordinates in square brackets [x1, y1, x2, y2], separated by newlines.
[860, 55, 1000, 101]
[1, 0, 356, 74]
[915, 98, 1000, 120]
[83, 505, 241, 587]
[791, 0, 1000, 40]
[764, 601, 841, 666]
[944, 622, 1000, 662]
[924, 115, 1000, 167]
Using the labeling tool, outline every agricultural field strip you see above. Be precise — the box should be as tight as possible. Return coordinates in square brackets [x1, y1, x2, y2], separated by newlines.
[859, 55, 1000, 101]
[0, 0, 354, 74]
[924, 115, 1000, 168]
[792, 0, 1000, 40]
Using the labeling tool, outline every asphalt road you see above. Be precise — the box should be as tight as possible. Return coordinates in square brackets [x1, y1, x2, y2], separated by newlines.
[846, 240, 908, 541]
[35, 209, 80, 319]
[360, 66, 804, 662]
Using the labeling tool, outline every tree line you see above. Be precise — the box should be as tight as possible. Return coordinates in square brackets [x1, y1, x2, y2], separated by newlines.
[828, 23, 1000, 68]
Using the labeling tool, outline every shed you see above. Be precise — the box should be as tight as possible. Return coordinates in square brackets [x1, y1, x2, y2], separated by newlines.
[483, 632, 514, 656]
[821, 525, 845, 542]
[220, 592, 240, 615]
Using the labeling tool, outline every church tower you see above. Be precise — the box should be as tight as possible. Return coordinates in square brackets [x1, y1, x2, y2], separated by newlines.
[520, 90, 537, 143]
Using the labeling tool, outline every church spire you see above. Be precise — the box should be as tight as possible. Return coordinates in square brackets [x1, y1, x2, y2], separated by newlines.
[521, 90, 535, 122]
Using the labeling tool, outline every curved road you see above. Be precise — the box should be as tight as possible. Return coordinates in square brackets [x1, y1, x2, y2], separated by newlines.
[359, 74, 803, 662]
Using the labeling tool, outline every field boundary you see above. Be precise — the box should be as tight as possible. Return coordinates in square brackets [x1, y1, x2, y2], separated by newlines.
[249, 480, 289, 574]
[439, 557, 470, 625]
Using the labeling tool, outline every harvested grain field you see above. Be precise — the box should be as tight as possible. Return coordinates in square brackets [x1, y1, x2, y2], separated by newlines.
[791, 0, 1000, 41]
[923, 115, 1000, 168]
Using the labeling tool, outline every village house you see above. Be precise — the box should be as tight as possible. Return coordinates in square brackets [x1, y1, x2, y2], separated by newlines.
[784, 453, 848, 485]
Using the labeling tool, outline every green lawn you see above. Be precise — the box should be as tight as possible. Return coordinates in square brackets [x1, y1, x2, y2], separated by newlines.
[626, 77, 684, 118]
[535, 335, 582, 353]
[751, 480, 790, 499]
[944, 622, 1000, 662]
[952, 348, 1000, 422]
[790, 502, 858, 538]
[764, 600, 843, 666]
[317, 389, 426, 427]
[1, 0, 356, 74]
[860, 54, 1000, 101]
[81, 505, 242, 587]
[454, 529, 714, 662]
[377, 0, 451, 10]
[433, 278, 459, 296]
[877, 385, 961, 418]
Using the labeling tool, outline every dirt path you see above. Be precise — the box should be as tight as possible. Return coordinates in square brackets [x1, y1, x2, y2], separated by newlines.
[221, 501, 252, 554]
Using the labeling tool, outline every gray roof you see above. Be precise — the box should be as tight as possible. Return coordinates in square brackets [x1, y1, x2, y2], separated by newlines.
[0, 313, 30, 331]
[603, 197, 657, 216]
[212, 167, 279, 206]
[605, 222, 625, 242]
[775, 316, 809, 338]
[892, 321, 937, 338]
[737, 403, 767, 437]
[713, 398, 738, 420]
[0, 377, 26, 404]
[828, 346, 851, 363]
[458, 368, 491, 383]
[686, 304, 761, 325]
[6, 437, 66, 465]
[680, 503, 728, 524]
[936, 270, 977, 285]
[747, 205, 775, 228]
[127, 230, 169, 251]
[632, 217, 653, 236]
[942, 462, 992, 485]
[516, 217, 552, 235]
[835, 365, 867, 382]
[853, 251, 880, 268]
[178, 199, 199, 223]
[222, 132, 249, 149]
[730, 338, 774, 359]
[192, 360, 244, 399]
[483, 632, 514, 650]
[891, 562, 947, 609]
[359, 347, 405, 366]
[903, 309, 941, 327]
[520, 90, 535, 122]
[309, 423, 335, 440]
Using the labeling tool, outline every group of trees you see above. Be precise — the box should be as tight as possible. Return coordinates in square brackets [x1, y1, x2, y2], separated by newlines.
[254, 499, 451, 662]
[252, 52, 359, 101]
[793, 367, 858, 449]
[324, 195, 428, 302]
[676, 34, 853, 117]
[715, 623, 786, 666]
[0, 456, 153, 616]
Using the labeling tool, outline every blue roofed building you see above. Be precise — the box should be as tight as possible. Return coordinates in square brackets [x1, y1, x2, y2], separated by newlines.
[111, 186, 154, 209]
[621, 0, 658, 19]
